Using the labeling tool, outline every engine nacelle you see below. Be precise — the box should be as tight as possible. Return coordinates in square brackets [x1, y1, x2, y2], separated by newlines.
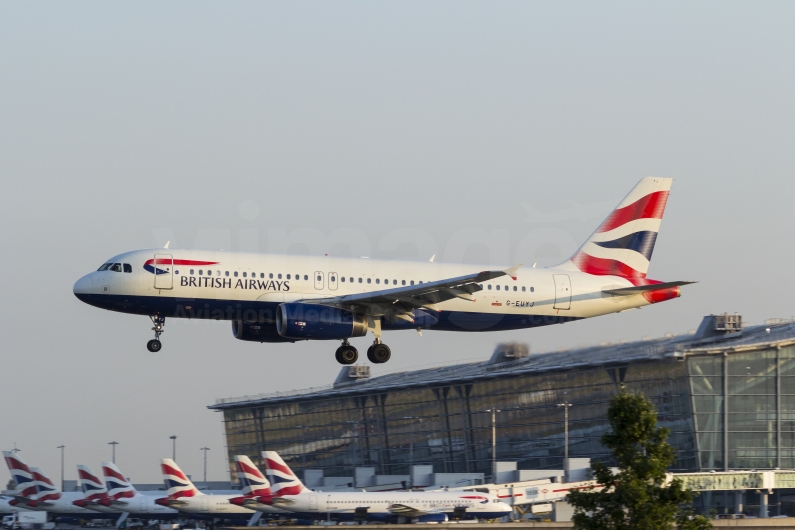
[276, 303, 367, 340]
[232, 320, 296, 343]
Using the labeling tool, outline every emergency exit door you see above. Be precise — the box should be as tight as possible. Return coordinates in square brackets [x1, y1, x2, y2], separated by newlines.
[153, 254, 173, 290]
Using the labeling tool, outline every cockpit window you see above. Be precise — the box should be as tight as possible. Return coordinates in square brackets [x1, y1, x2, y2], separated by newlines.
[109, 263, 122, 272]
[123, 263, 132, 273]
[97, 263, 112, 271]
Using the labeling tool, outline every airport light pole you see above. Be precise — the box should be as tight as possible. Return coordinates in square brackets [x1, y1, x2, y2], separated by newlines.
[170, 436, 177, 461]
[403, 417, 422, 488]
[486, 409, 500, 482]
[557, 401, 573, 461]
[200, 447, 210, 487]
[57, 446, 65, 491]
[108, 441, 118, 463]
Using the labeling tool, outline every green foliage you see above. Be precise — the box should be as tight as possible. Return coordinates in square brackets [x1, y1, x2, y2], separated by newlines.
[5, 478, 15, 491]
[567, 388, 711, 530]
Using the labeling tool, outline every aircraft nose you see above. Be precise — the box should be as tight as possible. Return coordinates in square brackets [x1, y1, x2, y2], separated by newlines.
[73, 274, 93, 296]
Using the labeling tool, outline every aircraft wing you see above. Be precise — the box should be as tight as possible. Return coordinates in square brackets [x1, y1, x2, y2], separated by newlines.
[602, 281, 696, 296]
[388, 503, 431, 517]
[311, 265, 521, 321]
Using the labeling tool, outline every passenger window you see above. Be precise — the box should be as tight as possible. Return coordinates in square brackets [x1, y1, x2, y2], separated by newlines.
[496, 285, 500, 290]
[199, 270, 203, 276]
[531, 287, 535, 292]
[287, 274, 291, 280]
[367, 278, 371, 284]
[330, 275, 336, 282]
[410, 280, 414, 285]
[97, 263, 111, 271]
[190, 269, 195, 275]
[349, 277, 353, 282]
[245, 272, 249, 277]
[318, 275, 322, 282]
[376, 279, 380, 284]
[341, 277, 346, 282]
[278, 274, 283, 279]
[513, 286, 517, 291]
[358, 278, 362, 283]
[304, 275, 309, 280]
[269, 273, 273, 279]
[225, 271, 229, 277]
[488, 285, 492, 290]
[505, 285, 508, 291]
[123, 264, 132, 273]
[402, 280, 406, 285]
[393, 280, 397, 285]
[522, 286, 526, 292]
[234, 272, 238, 277]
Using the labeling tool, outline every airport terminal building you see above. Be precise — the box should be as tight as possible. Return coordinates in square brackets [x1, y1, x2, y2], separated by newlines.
[210, 314, 795, 513]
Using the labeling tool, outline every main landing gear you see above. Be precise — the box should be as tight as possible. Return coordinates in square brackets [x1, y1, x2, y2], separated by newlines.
[147, 315, 165, 352]
[367, 340, 391, 364]
[335, 341, 358, 365]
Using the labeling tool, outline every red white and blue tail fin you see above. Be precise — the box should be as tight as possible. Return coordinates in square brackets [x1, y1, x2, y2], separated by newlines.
[3, 451, 38, 498]
[234, 456, 272, 496]
[30, 467, 62, 501]
[77, 465, 109, 501]
[262, 451, 309, 496]
[558, 177, 672, 284]
[160, 459, 202, 499]
[101, 462, 137, 500]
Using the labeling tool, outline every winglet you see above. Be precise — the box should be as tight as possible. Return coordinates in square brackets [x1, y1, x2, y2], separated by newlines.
[503, 264, 521, 281]
[164, 241, 170, 249]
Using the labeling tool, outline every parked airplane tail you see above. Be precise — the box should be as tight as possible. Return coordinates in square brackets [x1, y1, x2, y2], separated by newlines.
[30, 467, 62, 501]
[557, 176, 672, 284]
[77, 465, 109, 501]
[101, 462, 136, 500]
[2, 451, 38, 498]
[160, 459, 202, 499]
[234, 456, 272, 496]
[261, 451, 309, 496]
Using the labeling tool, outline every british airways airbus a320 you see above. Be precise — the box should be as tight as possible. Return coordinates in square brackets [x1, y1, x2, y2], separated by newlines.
[73, 177, 693, 364]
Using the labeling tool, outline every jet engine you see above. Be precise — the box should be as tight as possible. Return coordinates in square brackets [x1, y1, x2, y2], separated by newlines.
[276, 303, 367, 340]
[232, 320, 297, 343]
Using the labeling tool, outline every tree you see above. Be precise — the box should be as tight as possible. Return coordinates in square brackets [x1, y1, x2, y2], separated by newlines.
[5, 478, 15, 491]
[567, 388, 711, 530]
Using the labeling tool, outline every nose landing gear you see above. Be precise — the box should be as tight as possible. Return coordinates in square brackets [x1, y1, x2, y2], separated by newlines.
[335, 340, 358, 365]
[147, 315, 165, 352]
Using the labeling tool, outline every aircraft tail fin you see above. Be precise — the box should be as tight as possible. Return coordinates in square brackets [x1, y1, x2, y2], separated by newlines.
[2, 451, 38, 498]
[101, 462, 137, 500]
[556, 177, 673, 284]
[262, 451, 309, 496]
[30, 467, 62, 501]
[77, 465, 109, 501]
[160, 459, 202, 499]
[234, 456, 272, 496]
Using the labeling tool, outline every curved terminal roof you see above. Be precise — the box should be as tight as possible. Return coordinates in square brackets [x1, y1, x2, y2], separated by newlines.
[209, 315, 795, 410]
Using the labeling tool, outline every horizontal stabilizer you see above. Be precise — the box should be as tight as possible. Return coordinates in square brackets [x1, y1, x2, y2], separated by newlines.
[602, 281, 696, 296]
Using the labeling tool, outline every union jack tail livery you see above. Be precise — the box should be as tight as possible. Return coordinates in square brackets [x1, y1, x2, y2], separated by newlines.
[2, 451, 38, 498]
[101, 462, 136, 500]
[77, 465, 109, 501]
[160, 459, 202, 499]
[30, 467, 62, 501]
[262, 451, 308, 496]
[563, 177, 672, 284]
[234, 455, 272, 496]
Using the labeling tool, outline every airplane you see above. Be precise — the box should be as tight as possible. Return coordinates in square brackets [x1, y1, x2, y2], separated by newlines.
[156, 459, 261, 523]
[73, 177, 692, 364]
[92, 461, 180, 519]
[235, 451, 512, 523]
[71, 465, 116, 513]
[2, 452, 116, 519]
[226, 456, 289, 518]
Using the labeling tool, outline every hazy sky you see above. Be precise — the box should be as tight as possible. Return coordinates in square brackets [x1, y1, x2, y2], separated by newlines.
[1, 1, 794, 485]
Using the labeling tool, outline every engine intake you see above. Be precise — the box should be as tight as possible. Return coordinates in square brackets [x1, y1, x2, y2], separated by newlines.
[276, 303, 367, 340]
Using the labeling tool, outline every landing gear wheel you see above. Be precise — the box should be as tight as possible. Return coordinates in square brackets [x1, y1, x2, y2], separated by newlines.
[367, 343, 391, 364]
[335, 345, 358, 365]
[147, 339, 162, 352]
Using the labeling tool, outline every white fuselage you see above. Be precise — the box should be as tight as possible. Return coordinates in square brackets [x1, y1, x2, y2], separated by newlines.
[170, 495, 260, 516]
[74, 249, 656, 332]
